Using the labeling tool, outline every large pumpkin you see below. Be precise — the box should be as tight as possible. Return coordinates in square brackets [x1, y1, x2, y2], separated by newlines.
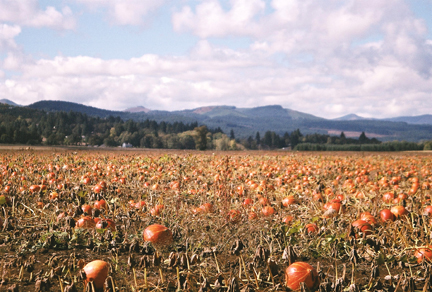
[285, 262, 319, 291]
[143, 224, 173, 250]
[390, 205, 409, 218]
[83, 260, 109, 289]
[352, 219, 373, 236]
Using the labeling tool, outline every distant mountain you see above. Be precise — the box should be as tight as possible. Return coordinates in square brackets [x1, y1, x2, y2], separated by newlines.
[124, 106, 151, 113]
[334, 114, 368, 121]
[333, 113, 432, 126]
[28, 100, 124, 118]
[174, 105, 323, 121]
[21, 100, 432, 142]
[0, 99, 20, 106]
[384, 115, 432, 125]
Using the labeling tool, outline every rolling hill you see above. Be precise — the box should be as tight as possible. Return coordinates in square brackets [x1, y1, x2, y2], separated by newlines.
[0, 99, 20, 106]
[28, 100, 124, 118]
[384, 114, 432, 125]
[18, 100, 432, 142]
[334, 114, 368, 121]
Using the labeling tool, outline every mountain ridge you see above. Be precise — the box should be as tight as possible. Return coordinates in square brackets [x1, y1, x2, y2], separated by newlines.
[124, 106, 151, 113]
[383, 114, 432, 125]
[334, 113, 368, 121]
[0, 99, 20, 106]
[15, 99, 432, 142]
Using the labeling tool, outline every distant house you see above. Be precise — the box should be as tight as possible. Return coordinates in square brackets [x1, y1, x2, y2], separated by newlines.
[122, 143, 133, 148]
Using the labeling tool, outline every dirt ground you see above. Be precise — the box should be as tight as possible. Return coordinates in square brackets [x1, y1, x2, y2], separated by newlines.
[0, 146, 432, 291]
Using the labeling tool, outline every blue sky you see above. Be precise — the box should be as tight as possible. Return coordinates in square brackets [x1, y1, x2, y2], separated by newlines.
[1, 0, 432, 119]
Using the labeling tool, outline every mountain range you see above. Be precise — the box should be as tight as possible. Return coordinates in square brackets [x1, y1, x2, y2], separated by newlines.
[0, 99, 20, 106]
[3, 99, 431, 142]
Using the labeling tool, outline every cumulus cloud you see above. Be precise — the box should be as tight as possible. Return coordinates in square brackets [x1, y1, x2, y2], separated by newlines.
[1, 34, 432, 119]
[173, 0, 414, 54]
[0, 24, 21, 51]
[170, 0, 432, 117]
[1, 0, 432, 119]
[0, 0, 75, 30]
[75, 0, 165, 26]
[173, 0, 266, 38]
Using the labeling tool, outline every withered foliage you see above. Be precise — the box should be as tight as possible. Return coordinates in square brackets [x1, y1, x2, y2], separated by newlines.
[0, 150, 431, 291]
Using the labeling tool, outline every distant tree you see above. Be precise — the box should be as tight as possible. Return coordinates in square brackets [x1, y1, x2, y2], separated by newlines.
[263, 131, 272, 147]
[229, 139, 238, 150]
[65, 133, 81, 145]
[103, 136, 118, 147]
[152, 136, 163, 148]
[194, 126, 208, 150]
[129, 132, 141, 147]
[88, 135, 103, 146]
[0, 134, 10, 144]
[359, 131, 367, 144]
[256, 132, 261, 145]
[340, 132, 346, 139]
[290, 129, 303, 149]
[216, 136, 230, 151]
[247, 136, 253, 147]
[211, 127, 224, 134]
[167, 135, 180, 149]
[230, 129, 235, 140]
[282, 132, 290, 147]
[181, 135, 196, 149]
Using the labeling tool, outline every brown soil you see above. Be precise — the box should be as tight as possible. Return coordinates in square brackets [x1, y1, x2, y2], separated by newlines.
[0, 148, 431, 291]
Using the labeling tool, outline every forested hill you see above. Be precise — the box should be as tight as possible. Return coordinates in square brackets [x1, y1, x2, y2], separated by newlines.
[11, 100, 432, 142]
[2, 103, 432, 151]
[0, 104, 211, 148]
[29, 100, 125, 118]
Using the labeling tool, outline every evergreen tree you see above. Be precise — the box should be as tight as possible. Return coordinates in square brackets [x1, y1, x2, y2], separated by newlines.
[194, 126, 208, 150]
[230, 129, 235, 140]
[359, 131, 367, 144]
[290, 129, 303, 149]
[263, 131, 272, 147]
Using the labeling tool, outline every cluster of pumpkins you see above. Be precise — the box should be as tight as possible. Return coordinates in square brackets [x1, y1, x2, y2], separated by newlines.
[83, 223, 320, 291]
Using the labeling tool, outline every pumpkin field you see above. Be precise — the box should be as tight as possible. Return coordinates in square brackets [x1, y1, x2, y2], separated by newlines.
[1, 148, 432, 291]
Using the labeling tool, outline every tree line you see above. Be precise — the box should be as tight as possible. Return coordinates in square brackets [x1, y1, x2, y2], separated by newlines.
[0, 104, 223, 149]
[236, 129, 381, 150]
[1, 104, 431, 151]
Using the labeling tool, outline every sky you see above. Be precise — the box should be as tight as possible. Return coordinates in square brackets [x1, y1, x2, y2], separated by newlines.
[1, 0, 432, 119]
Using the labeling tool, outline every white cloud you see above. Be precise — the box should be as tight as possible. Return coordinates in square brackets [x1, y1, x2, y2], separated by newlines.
[75, 0, 165, 26]
[0, 0, 75, 30]
[170, 0, 302, 39]
[1, 35, 431, 120]
[0, 24, 21, 51]
[173, 0, 266, 38]
[173, 0, 424, 58]
[1, 0, 432, 120]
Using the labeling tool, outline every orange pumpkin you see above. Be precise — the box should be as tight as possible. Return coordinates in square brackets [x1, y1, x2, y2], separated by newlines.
[305, 223, 318, 233]
[282, 195, 297, 207]
[390, 205, 409, 218]
[143, 224, 173, 249]
[76, 216, 96, 229]
[352, 219, 373, 236]
[380, 209, 395, 222]
[415, 246, 432, 263]
[94, 200, 107, 210]
[83, 260, 109, 289]
[261, 206, 275, 216]
[285, 262, 320, 291]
